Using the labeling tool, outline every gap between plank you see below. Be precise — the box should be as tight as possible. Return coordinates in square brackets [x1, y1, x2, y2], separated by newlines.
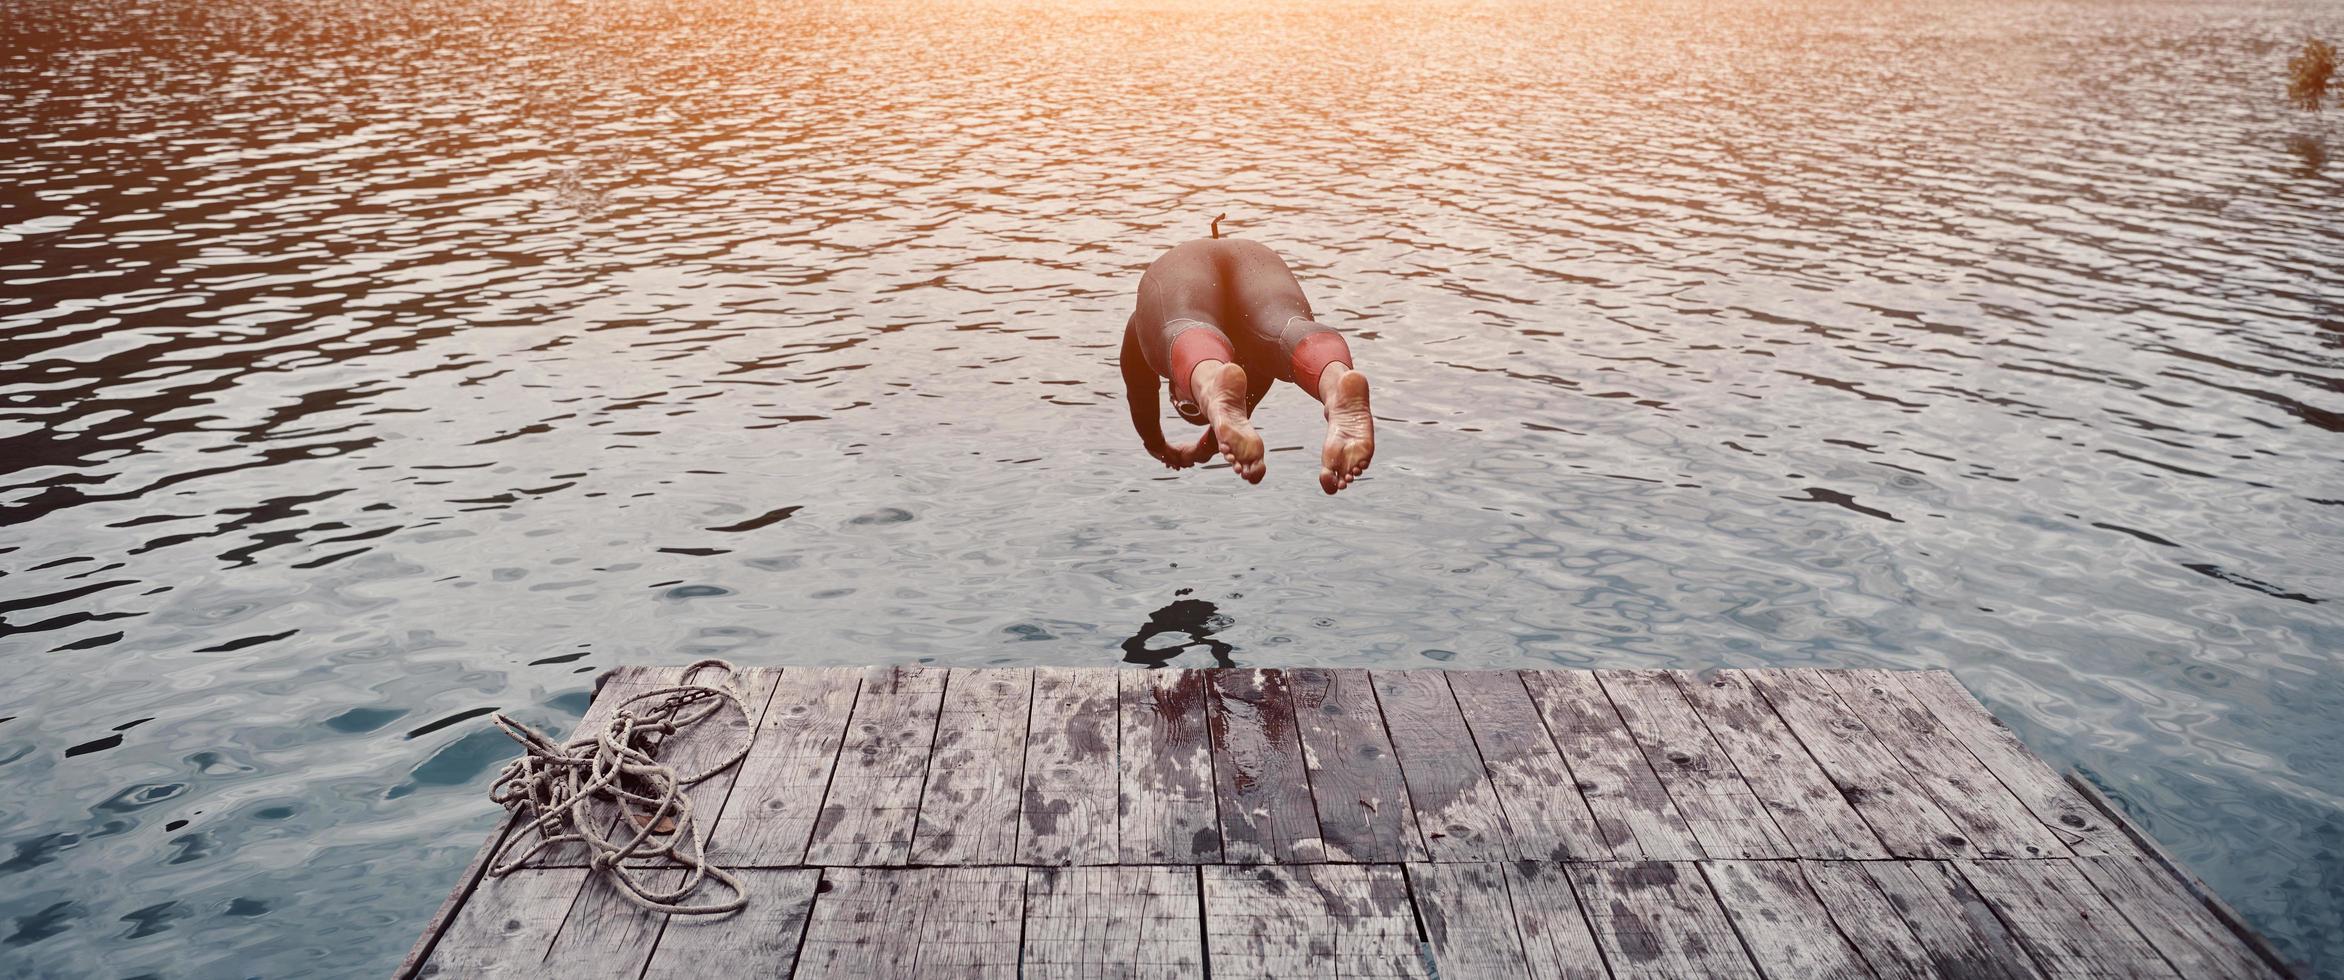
[1797, 862, 1891, 978]
[1394, 862, 1436, 976]
[1654, 670, 1810, 857]
[2060, 859, 2196, 980]
[1193, 865, 1214, 980]
[533, 671, 701, 972]
[1278, 670, 1329, 863]
[784, 868, 829, 978]
[1510, 670, 1620, 858]
[1361, 671, 1434, 859]
[802, 672, 869, 863]
[1611, 670, 1804, 858]
[635, 666, 790, 976]
[1011, 669, 1043, 859]
[1556, 860, 1622, 979]
[1435, 671, 1531, 857]
[1690, 862, 1776, 978]
[1733, 669, 1913, 857]
[1943, 859, 2065, 980]
[905, 668, 953, 862]
[1887, 672, 2076, 847]
[1012, 867, 1031, 979]
[1113, 671, 1126, 863]
[1198, 673, 1227, 860]
[1584, 673, 1682, 845]
[2066, 773, 2303, 978]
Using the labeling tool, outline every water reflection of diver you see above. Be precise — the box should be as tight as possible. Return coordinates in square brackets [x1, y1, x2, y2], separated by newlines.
[1119, 223, 1376, 494]
[1119, 598, 1235, 668]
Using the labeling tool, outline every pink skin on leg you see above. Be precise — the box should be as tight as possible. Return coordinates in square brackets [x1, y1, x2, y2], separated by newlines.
[1185, 359, 1264, 483]
[1312, 362, 1374, 494]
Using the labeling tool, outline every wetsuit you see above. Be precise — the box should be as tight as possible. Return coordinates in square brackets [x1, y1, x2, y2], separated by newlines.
[1120, 238, 1354, 429]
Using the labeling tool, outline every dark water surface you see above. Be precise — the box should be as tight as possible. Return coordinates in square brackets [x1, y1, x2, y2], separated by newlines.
[4, 0, 2342, 973]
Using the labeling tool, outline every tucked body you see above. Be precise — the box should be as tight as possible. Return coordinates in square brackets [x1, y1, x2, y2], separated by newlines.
[1119, 237, 1375, 494]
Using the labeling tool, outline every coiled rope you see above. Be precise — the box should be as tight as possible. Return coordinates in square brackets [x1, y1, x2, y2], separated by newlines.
[483, 658, 753, 916]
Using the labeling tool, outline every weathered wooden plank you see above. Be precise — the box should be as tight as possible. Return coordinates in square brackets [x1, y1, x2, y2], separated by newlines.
[793, 868, 925, 978]
[1023, 866, 1206, 980]
[1021, 668, 1122, 865]
[659, 666, 781, 826]
[1898, 671, 2128, 855]
[1512, 670, 1696, 859]
[912, 668, 1032, 864]
[541, 868, 677, 977]
[1798, 861, 1944, 980]
[1570, 862, 1760, 979]
[1291, 667, 1425, 863]
[1451, 670, 1622, 862]
[399, 815, 519, 977]
[1675, 670, 1888, 859]
[414, 869, 587, 977]
[1372, 670, 1512, 862]
[1503, 861, 1612, 980]
[1735, 668, 1967, 858]
[1203, 865, 1425, 979]
[616, 667, 782, 868]
[639, 869, 820, 978]
[2065, 772, 2300, 977]
[1959, 859, 2180, 978]
[1597, 669, 1791, 859]
[1865, 860, 2045, 980]
[911, 867, 1028, 978]
[1822, 668, 2066, 859]
[2074, 855, 2283, 980]
[1701, 860, 1870, 979]
[1119, 669, 1221, 864]
[711, 666, 862, 865]
[1206, 668, 1326, 864]
[805, 666, 947, 866]
[1408, 862, 1533, 980]
[795, 867, 1024, 979]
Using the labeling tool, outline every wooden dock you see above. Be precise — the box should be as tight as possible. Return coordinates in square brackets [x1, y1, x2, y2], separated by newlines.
[400, 666, 2293, 978]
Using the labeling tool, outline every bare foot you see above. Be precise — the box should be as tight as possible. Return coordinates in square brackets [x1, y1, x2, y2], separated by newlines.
[1317, 366, 1374, 494]
[1191, 360, 1264, 484]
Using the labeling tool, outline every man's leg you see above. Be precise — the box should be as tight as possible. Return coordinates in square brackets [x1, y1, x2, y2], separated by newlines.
[1222, 242, 1375, 494]
[1168, 321, 1267, 484]
[1133, 243, 1265, 483]
[1288, 321, 1374, 494]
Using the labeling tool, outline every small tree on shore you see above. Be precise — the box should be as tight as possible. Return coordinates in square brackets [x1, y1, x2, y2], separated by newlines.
[2291, 38, 2336, 111]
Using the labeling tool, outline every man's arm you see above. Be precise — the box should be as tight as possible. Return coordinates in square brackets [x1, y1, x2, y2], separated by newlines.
[1123, 325, 1173, 463]
[1122, 324, 1211, 469]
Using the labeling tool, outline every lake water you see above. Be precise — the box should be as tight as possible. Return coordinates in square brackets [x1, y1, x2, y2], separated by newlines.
[3, 0, 2341, 974]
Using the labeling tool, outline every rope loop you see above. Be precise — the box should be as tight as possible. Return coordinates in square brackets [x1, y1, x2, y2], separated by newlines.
[482, 658, 754, 916]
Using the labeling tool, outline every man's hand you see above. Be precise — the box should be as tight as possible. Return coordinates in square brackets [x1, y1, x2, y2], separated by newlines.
[1154, 432, 1219, 470]
[1154, 439, 1204, 470]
